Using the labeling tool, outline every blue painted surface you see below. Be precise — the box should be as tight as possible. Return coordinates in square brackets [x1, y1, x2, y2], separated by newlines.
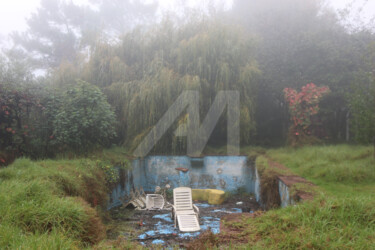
[212, 208, 242, 213]
[254, 167, 261, 203]
[195, 203, 213, 208]
[278, 180, 295, 208]
[151, 239, 165, 244]
[108, 156, 261, 209]
[152, 214, 173, 223]
[200, 216, 221, 234]
[136, 203, 242, 246]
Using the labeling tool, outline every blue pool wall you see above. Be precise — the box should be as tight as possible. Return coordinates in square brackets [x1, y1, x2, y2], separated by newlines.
[108, 155, 294, 209]
[278, 180, 296, 208]
[109, 156, 260, 209]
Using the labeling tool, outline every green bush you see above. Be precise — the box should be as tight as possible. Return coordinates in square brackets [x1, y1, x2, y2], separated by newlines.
[53, 81, 117, 154]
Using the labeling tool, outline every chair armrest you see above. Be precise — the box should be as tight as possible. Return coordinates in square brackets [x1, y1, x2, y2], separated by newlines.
[193, 204, 199, 214]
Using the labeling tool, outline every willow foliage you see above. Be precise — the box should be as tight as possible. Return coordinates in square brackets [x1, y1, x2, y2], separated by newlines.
[100, 19, 261, 153]
[348, 44, 375, 144]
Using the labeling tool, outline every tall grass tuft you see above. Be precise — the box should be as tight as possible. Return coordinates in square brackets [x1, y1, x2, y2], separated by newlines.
[0, 158, 108, 248]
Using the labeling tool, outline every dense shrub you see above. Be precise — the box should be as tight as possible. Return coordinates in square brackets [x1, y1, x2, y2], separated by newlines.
[0, 82, 46, 162]
[283, 83, 330, 146]
[53, 81, 117, 154]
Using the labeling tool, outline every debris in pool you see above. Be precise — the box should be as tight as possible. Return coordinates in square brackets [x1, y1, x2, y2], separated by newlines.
[241, 207, 250, 212]
[138, 230, 157, 239]
[154, 221, 176, 235]
[122, 188, 147, 210]
[179, 232, 201, 238]
[236, 201, 243, 205]
[152, 213, 173, 222]
[175, 167, 189, 172]
[195, 203, 213, 208]
[119, 196, 261, 247]
[200, 218, 221, 234]
[151, 239, 165, 244]
[138, 234, 147, 240]
[201, 216, 220, 221]
[139, 219, 144, 226]
[212, 208, 242, 213]
[137, 208, 226, 244]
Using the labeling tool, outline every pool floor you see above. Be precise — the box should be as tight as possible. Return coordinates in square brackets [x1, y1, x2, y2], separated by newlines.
[108, 194, 260, 247]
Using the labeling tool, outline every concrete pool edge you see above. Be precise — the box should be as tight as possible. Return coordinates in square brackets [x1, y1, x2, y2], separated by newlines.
[108, 155, 312, 210]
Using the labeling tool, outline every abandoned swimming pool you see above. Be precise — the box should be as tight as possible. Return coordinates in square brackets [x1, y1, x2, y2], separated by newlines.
[107, 155, 297, 247]
[109, 156, 263, 208]
[109, 156, 296, 209]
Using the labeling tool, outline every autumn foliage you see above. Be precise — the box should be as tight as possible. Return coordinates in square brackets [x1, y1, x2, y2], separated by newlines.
[283, 83, 330, 145]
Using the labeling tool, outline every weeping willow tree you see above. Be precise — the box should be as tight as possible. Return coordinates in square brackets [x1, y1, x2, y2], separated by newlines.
[98, 19, 261, 154]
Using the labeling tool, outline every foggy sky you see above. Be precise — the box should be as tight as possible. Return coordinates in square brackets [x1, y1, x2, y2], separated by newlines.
[0, 0, 374, 41]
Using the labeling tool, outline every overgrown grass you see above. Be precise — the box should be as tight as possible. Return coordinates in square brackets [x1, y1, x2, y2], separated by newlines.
[266, 145, 375, 197]
[202, 145, 267, 161]
[223, 195, 375, 249]
[89, 147, 132, 166]
[216, 145, 375, 248]
[0, 158, 108, 249]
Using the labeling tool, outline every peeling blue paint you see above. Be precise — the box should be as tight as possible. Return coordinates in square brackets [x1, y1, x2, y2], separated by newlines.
[152, 214, 173, 223]
[151, 239, 165, 244]
[212, 208, 242, 213]
[136, 203, 243, 245]
[254, 167, 261, 203]
[195, 203, 213, 208]
[109, 156, 261, 209]
[179, 232, 201, 238]
[201, 216, 220, 221]
[138, 234, 147, 240]
[279, 180, 295, 208]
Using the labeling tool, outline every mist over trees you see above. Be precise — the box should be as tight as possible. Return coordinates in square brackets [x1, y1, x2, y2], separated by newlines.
[1, 0, 375, 160]
[11, 0, 159, 69]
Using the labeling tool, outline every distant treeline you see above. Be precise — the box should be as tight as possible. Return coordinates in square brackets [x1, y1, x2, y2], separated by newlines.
[1, 0, 374, 160]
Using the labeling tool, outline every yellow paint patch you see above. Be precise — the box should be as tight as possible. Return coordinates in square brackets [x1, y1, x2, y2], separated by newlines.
[192, 189, 225, 205]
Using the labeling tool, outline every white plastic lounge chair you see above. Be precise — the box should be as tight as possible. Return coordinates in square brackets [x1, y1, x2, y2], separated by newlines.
[172, 187, 200, 232]
[123, 189, 146, 210]
[146, 194, 165, 210]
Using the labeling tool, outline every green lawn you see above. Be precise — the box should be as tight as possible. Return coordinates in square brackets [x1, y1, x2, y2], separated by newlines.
[267, 145, 375, 198]
[218, 145, 375, 249]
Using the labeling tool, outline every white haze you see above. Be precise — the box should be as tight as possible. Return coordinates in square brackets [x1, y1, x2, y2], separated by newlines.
[0, 0, 374, 43]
